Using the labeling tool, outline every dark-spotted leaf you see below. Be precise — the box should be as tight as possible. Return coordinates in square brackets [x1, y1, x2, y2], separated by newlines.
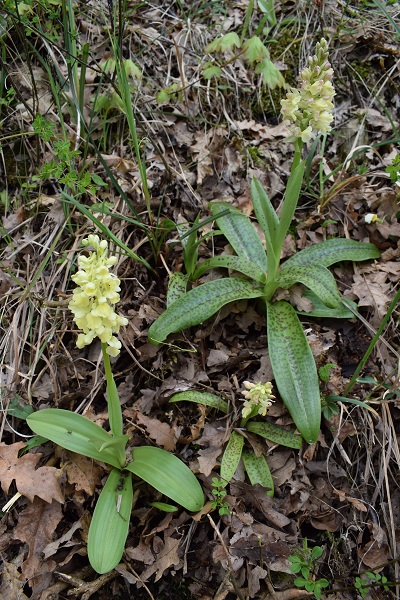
[296, 291, 357, 319]
[148, 277, 264, 344]
[242, 448, 274, 496]
[267, 300, 321, 444]
[169, 391, 228, 414]
[220, 430, 244, 486]
[282, 238, 380, 269]
[167, 272, 189, 306]
[192, 255, 266, 283]
[246, 421, 302, 449]
[273, 265, 340, 308]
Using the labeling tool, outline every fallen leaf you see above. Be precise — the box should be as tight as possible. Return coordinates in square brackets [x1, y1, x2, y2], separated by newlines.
[135, 413, 181, 451]
[0, 442, 64, 504]
[60, 450, 103, 495]
[0, 560, 29, 600]
[140, 536, 181, 582]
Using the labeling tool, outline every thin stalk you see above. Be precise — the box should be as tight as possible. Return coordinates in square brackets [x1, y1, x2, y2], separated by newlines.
[102, 343, 123, 439]
[344, 286, 400, 395]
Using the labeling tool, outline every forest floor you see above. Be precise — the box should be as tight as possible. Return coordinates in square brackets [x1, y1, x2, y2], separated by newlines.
[1, 1, 400, 599]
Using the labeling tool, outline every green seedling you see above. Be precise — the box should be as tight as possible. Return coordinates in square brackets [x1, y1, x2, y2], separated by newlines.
[355, 571, 390, 598]
[148, 40, 380, 444]
[288, 540, 329, 599]
[211, 477, 230, 516]
[170, 385, 302, 496]
[27, 236, 203, 574]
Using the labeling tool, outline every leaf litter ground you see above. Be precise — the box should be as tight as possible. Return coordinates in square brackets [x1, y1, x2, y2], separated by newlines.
[1, 1, 400, 599]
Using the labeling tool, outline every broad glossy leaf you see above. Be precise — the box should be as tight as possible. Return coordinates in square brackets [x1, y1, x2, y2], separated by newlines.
[241, 448, 274, 496]
[267, 301, 321, 444]
[192, 255, 266, 283]
[210, 202, 268, 272]
[126, 446, 204, 512]
[88, 469, 133, 573]
[282, 238, 380, 269]
[274, 265, 340, 308]
[90, 434, 129, 453]
[246, 421, 302, 449]
[169, 391, 228, 414]
[167, 272, 189, 306]
[220, 430, 244, 486]
[296, 291, 357, 319]
[27, 409, 123, 468]
[148, 277, 264, 344]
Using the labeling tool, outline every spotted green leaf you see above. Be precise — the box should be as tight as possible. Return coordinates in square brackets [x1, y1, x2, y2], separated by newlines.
[192, 255, 266, 283]
[296, 291, 357, 319]
[241, 448, 274, 496]
[220, 430, 244, 486]
[267, 300, 321, 444]
[169, 391, 228, 414]
[282, 238, 380, 269]
[148, 277, 264, 344]
[246, 421, 302, 449]
[273, 265, 340, 308]
[167, 272, 189, 306]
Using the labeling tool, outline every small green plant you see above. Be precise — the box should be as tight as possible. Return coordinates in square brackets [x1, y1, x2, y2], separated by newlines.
[27, 236, 204, 574]
[210, 477, 230, 516]
[170, 384, 302, 496]
[148, 39, 380, 444]
[288, 540, 329, 599]
[355, 571, 390, 598]
[386, 152, 400, 187]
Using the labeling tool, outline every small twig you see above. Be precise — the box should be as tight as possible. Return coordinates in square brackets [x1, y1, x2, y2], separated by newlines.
[207, 514, 245, 600]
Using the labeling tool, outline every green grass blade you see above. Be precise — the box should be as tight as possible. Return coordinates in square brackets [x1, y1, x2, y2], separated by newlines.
[241, 448, 274, 496]
[88, 469, 133, 573]
[274, 265, 340, 308]
[27, 409, 123, 468]
[210, 202, 268, 272]
[246, 421, 303, 449]
[126, 446, 204, 512]
[148, 277, 264, 344]
[192, 255, 266, 283]
[220, 430, 244, 486]
[282, 238, 380, 269]
[169, 391, 228, 414]
[267, 300, 321, 444]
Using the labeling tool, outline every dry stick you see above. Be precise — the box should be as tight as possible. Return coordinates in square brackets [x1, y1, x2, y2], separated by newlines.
[207, 514, 245, 600]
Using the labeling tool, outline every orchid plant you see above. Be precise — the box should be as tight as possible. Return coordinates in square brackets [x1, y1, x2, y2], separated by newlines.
[148, 39, 380, 444]
[27, 235, 203, 574]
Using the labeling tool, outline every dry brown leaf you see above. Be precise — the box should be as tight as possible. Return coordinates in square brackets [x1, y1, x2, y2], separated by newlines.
[0, 560, 29, 600]
[0, 442, 64, 504]
[135, 413, 181, 451]
[60, 450, 103, 495]
[140, 536, 181, 582]
[14, 498, 63, 580]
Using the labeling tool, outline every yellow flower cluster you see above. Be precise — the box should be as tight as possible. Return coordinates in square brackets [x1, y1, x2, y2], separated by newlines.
[241, 381, 275, 419]
[69, 235, 128, 357]
[281, 39, 335, 143]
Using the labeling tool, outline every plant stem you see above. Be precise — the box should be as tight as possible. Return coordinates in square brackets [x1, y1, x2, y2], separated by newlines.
[102, 343, 123, 438]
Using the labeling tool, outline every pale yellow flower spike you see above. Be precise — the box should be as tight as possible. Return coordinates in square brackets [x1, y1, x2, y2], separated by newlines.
[281, 38, 335, 142]
[69, 235, 128, 357]
[241, 381, 275, 419]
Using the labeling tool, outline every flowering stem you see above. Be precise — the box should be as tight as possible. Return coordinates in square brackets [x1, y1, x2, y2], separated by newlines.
[102, 343, 123, 438]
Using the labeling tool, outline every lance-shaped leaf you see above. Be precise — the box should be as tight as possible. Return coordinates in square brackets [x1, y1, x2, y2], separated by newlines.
[167, 272, 189, 306]
[282, 238, 380, 269]
[275, 160, 306, 253]
[267, 301, 321, 444]
[220, 430, 244, 487]
[210, 202, 268, 272]
[169, 391, 228, 414]
[192, 255, 266, 283]
[296, 291, 357, 319]
[148, 277, 264, 344]
[126, 446, 204, 512]
[242, 448, 274, 496]
[27, 409, 123, 469]
[246, 421, 302, 449]
[251, 178, 279, 273]
[88, 469, 133, 574]
[273, 265, 340, 308]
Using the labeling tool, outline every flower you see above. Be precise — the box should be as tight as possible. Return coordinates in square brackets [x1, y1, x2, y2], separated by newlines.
[69, 235, 128, 357]
[241, 381, 275, 419]
[281, 38, 335, 142]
